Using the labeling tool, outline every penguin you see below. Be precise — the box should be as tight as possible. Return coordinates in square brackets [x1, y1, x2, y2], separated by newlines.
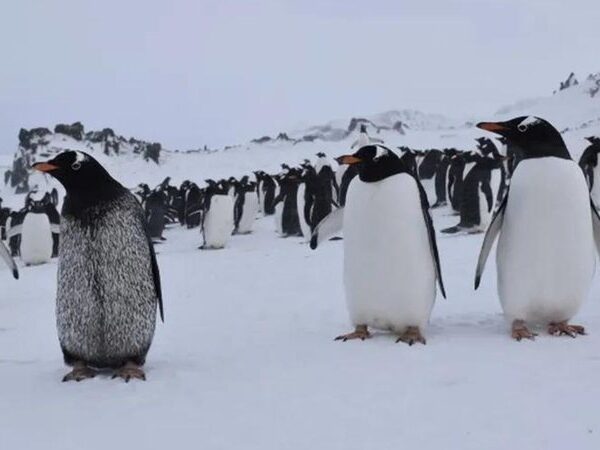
[431, 149, 456, 208]
[296, 166, 313, 241]
[201, 180, 234, 249]
[145, 190, 168, 242]
[17, 191, 57, 265]
[273, 168, 303, 237]
[260, 172, 277, 216]
[0, 197, 10, 240]
[447, 151, 472, 214]
[32, 151, 163, 381]
[417, 149, 442, 181]
[184, 183, 203, 229]
[350, 124, 383, 149]
[474, 116, 600, 341]
[578, 136, 600, 206]
[442, 151, 502, 234]
[233, 177, 259, 234]
[317, 144, 446, 345]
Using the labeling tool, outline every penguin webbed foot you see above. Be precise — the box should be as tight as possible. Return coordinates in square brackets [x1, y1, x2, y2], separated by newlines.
[112, 362, 146, 382]
[511, 320, 538, 341]
[548, 321, 586, 338]
[62, 362, 97, 382]
[395, 326, 426, 346]
[335, 325, 371, 342]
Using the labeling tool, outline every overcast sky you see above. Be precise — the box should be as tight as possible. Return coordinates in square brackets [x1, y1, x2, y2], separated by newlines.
[1, 0, 598, 153]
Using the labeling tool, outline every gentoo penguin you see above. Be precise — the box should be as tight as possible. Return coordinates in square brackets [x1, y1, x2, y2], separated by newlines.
[17, 191, 59, 265]
[296, 165, 314, 241]
[578, 136, 600, 205]
[475, 116, 600, 341]
[442, 152, 502, 234]
[321, 144, 446, 344]
[145, 190, 168, 242]
[201, 180, 234, 249]
[184, 183, 203, 229]
[350, 124, 383, 149]
[33, 151, 163, 381]
[233, 177, 259, 234]
[431, 149, 456, 208]
[417, 149, 442, 181]
[256, 171, 277, 215]
[274, 168, 303, 237]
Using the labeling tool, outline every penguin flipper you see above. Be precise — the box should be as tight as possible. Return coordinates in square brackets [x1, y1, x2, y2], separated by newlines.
[140, 212, 164, 322]
[0, 240, 18, 279]
[474, 193, 509, 290]
[309, 208, 344, 250]
[415, 179, 446, 299]
[589, 199, 600, 257]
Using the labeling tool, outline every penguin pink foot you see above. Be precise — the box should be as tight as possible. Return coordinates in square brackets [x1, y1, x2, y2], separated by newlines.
[335, 325, 371, 342]
[396, 326, 426, 346]
[112, 362, 146, 382]
[62, 361, 97, 382]
[511, 320, 537, 341]
[548, 321, 586, 338]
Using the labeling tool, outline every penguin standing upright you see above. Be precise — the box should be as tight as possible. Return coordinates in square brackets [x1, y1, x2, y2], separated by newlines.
[296, 165, 314, 241]
[475, 117, 600, 341]
[274, 168, 303, 237]
[17, 191, 58, 265]
[578, 136, 600, 205]
[234, 177, 259, 234]
[315, 144, 445, 344]
[431, 149, 456, 208]
[145, 190, 168, 242]
[442, 151, 501, 234]
[33, 151, 163, 381]
[201, 180, 234, 249]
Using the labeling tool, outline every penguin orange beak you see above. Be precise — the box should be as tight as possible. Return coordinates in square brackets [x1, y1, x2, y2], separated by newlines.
[336, 155, 363, 165]
[477, 122, 509, 134]
[32, 162, 59, 173]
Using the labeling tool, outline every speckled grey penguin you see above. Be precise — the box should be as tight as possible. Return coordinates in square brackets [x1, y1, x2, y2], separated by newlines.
[33, 151, 163, 382]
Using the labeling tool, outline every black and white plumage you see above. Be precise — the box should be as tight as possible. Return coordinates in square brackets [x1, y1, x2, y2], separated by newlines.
[0, 239, 18, 279]
[475, 117, 600, 341]
[33, 151, 163, 381]
[316, 144, 445, 345]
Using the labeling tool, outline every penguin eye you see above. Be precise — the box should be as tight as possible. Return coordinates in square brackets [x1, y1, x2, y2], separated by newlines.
[71, 161, 82, 171]
[517, 124, 528, 133]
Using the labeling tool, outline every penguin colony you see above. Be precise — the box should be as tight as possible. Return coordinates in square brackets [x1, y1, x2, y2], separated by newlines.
[2, 116, 600, 382]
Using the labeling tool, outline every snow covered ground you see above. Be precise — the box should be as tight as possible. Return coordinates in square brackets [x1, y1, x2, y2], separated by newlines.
[2, 199, 600, 449]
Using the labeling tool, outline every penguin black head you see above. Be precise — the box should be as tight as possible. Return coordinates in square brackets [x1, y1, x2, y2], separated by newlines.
[336, 145, 405, 182]
[586, 136, 600, 145]
[33, 151, 121, 195]
[477, 116, 571, 160]
[359, 124, 367, 133]
[32, 151, 125, 215]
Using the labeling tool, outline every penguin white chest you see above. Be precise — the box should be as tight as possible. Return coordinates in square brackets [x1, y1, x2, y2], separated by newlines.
[203, 195, 234, 249]
[591, 164, 600, 207]
[237, 192, 259, 234]
[497, 158, 595, 323]
[343, 174, 436, 332]
[20, 212, 53, 265]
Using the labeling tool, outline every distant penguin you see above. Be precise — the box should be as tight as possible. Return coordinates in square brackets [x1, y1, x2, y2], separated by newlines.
[0, 239, 18, 279]
[431, 149, 456, 208]
[317, 144, 445, 345]
[475, 117, 600, 341]
[578, 136, 600, 205]
[274, 168, 302, 237]
[184, 183, 203, 229]
[447, 152, 470, 213]
[340, 125, 384, 205]
[296, 168, 313, 241]
[33, 151, 163, 381]
[418, 149, 442, 181]
[234, 177, 259, 234]
[201, 180, 234, 249]
[260, 172, 277, 215]
[145, 190, 168, 242]
[442, 152, 501, 234]
[18, 191, 57, 265]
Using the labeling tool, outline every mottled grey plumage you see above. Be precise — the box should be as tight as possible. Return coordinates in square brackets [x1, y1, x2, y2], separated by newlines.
[57, 191, 159, 368]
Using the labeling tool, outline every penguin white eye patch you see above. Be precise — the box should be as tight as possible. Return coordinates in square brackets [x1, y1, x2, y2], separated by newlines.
[518, 116, 541, 132]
